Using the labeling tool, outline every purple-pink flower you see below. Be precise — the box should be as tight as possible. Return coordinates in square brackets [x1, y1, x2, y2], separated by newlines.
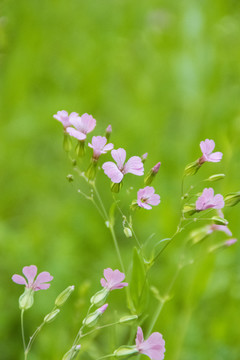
[12, 265, 53, 291]
[225, 238, 237, 246]
[100, 268, 128, 291]
[208, 224, 232, 236]
[53, 110, 79, 130]
[88, 136, 114, 160]
[135, 327, 165, 360]
[137, 186, 160, 210]
[199, 139, 223, 164]
[66, 113, 96, 141]
[102, 148, 144, 183]
[196, 188, 224, 211]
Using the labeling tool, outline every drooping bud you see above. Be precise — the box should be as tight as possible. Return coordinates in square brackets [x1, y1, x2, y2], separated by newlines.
[105, 125, 112, 142]
[19, 288, 34, 310]
[205, 174, 225, 182]
[144, 162, 161, 186]
[114, 346, 138, 357]
[119, 314, 138, 324]
[184, 160, 201, 177]
[86, 159, 98, 180]
[75, 140, 85, 157]
[62, 345, 81, 360]
[66, 174, 74, 182]
[63, 133, 72, 152]
[130, 200, 138, 211]
[82, 304, 108, 327]
[44, 309, 60, 323]
[111, 182, 122, 193]
[211, 216, 228, 226]
[55, 285, 75, 307]
[183, 204, 197, 216]
[90, 287, 109, 307]
[123, 227, 132, 238]
[224, 192, 240, 207]
[141, 153, 148, 163]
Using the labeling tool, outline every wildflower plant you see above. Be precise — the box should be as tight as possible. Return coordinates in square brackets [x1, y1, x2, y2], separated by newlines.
[12, 111, 239, 360]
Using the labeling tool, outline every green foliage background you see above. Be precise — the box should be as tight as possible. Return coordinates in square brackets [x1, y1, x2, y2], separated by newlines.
[0, 0, 240, 359]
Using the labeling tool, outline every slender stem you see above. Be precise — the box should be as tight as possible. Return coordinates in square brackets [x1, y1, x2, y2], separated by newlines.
[81, 321, 120, 338]
[109, 225, 125, 274]
[25, 322, 45, 356]
[21, 310, 26, 354]
[92, 182, 108, 221]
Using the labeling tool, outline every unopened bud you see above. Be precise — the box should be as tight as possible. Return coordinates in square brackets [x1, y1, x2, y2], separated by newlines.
[75, 140, 85, 157]
[144, 162, 161, 185]
[86, 159, 98, 180]
[19, 288, 34, 310]
[111, 182, 122, 193]
[211, 216, 228, 226]
[130, 200, 138, 211]
[183, 204, 197, 216]
[184, 160, 201, 177]
[66, 174, 74, 182]
[90, 287, 109, 307]
[63, 133, 72, 152]
[119, 314, 138, 324]
[141, 153, 148, 163]
[105, 125, 112, 141]
[225, 238, 237, 246]
[123, 227, 132, 238]
[55, 285, 75, 307]
[44, 309, 60, 323]
[62, 345, 81, 360]
[224, 192, 240, 207]
[190, 226, 210, 244]
[114, 346, 138, 357]
[82, 304, 108, 327]
[206, 174, 225, 182]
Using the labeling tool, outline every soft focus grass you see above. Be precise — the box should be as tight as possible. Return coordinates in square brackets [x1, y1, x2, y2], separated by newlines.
[0, 0, 240, 359]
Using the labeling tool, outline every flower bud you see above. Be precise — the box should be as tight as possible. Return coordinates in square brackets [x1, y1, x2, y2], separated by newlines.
[114, 346, 138, 357]
[144, 162, 161, 186]
[211, 216, 228, 226]
[86, 159, 98, 180]
[82, 304, 108, 327]
[55, 285, 75, 307]
[141, 153, 148, 163]
[66, 174, 74, 182]
[44, 309, 60, 323]
[224, 192, 240, 207]
[225, 238, 237, 246]
[105, 125, 112, 142]
[183, 204, 197, 216]
[190, 226, 209, 244]
[123, 227, 132, 238]
[111, 182, 122, 193]
[119, 314, 138, 324]
[62, 345, 81, 360]
[75, 140, 85, 157]
[90, 288, 109, 307]
[19, 288, 34, 310]
[130, 200, 139, 211]
[205, 174, 225, 182]
[63, 133, 72, 152]
[184, 160, 201, 176]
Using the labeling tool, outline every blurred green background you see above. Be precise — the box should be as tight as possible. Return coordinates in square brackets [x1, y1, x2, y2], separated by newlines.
[0, 0, 240, 359]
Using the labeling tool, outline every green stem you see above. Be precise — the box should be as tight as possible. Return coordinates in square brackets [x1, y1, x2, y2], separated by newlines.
[109, 225, 125, 274]
[21, 310, 26, 354]
[92, 182, 108, 221]
[81, 320, 120, 338]
[25, 322, 45, 357]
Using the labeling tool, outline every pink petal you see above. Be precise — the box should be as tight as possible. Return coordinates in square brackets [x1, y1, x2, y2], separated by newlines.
[34, 271, 53, 288]
[124, 156, 144, 175]
[102, 162, 124, 183]
[23, 265, 37, 286]
[213, 194, 224, 209]
[143, 186, 155, 198]
[81, 113, 96, 133]
[69, 114, 82, 130]
[211, 224, 232, 236]
[111, 148, 126, 169]
[136, 327, 144, 347]
[142, 333, 165, 360]
[35, 283, 51, 291]
[92, 136, 107, 149]
[148, 194, 161, 206]
[98, 304, 108, 313]
[207, 152, 223, 162]
[12, 274, 27, 286]
[140, 202, 152, 210]
[100, 278, 107, 287]
[200, 139, 215, 155]
[103, 143, 114, 152]
[66, 127, 86, 141]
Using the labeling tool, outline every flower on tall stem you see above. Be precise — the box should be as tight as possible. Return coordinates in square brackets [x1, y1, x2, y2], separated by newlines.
[135, 327, 166, 360]
[144, 162, 161, 185]
[88, 136, 114, 160]
[66, 113, 96, 141]
[198, 139, 223, 165]
[196, 188, 224, 211]
[100, 268, 128, 290]
[137, 186, 160, 210]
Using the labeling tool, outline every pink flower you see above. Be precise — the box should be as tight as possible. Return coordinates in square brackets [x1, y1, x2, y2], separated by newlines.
[100, 268, 128, 290]
[66, 113, 96, 140]
[208, 224, 232, 236]
[196, 188, 224, 211]
[102, 148, 144, 183]
[225, 238, 237, 246]
[12, 265, 53, 291]
[88, 136, 114, 160]
[137, 186, 160, 210]
[135, 327, 165, 360]
[53, 110, 79, 129]
[199, 139, 223, 164]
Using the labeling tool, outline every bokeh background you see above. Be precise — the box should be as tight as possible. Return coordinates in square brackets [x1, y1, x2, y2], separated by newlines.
[0, 0, 240, 359]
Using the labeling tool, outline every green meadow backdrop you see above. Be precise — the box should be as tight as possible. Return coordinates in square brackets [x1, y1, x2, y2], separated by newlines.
[0, 1, 240, 359]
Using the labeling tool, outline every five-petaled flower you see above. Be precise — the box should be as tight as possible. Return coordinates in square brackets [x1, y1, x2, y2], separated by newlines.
[88, 136, 114, 160]
[102, 148, 144, 183]
[199, 139, 223, 165]
[137, 186, 160, 210]
[100, 268, 128, 291]
[135, 327, 165, 360]
[12, 265, 53, 291]
[66, 113, 96, 140]
[196, 188, 224, 211]
[53, 110, 79, 130]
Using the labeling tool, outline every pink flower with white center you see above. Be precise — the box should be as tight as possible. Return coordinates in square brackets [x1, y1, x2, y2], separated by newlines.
[196, 188, 224, 211]
[100, 268, 128, 291]
[66, 113, 96, 141]
[88, 136, 114, 160]
[12, 265, 53, 291]
[135, 327, 165, 360]
[53, 110, 80, 130]
[199, 139, 223, 164]
[102, 148, 144, 183]
[137, 186, 160, 210]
